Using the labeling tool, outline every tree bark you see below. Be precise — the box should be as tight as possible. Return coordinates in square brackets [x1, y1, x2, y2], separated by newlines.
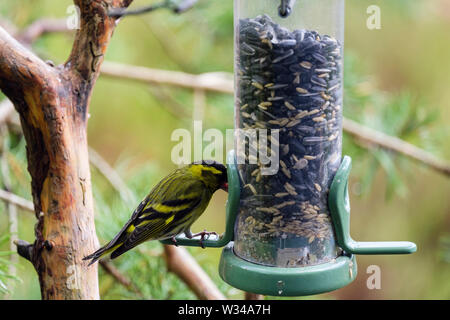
[0, 0, 132, 299]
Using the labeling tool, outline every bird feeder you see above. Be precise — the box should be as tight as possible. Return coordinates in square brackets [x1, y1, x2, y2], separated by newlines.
[162, 0, 416, 296]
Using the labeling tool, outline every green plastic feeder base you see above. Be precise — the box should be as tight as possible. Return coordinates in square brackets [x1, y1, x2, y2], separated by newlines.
[219, 243, 357, 296]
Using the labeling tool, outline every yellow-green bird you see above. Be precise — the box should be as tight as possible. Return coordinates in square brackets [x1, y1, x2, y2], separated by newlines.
[83, 161, 228, 266]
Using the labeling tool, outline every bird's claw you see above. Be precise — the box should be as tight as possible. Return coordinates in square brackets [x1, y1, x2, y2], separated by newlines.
[171, 236, 179, 247]
[192, 229, 218, 249]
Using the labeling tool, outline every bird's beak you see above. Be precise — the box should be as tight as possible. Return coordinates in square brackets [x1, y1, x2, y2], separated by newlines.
[221, 182, 228, 192]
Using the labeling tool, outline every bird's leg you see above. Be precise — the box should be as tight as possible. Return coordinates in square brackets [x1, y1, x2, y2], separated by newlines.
[184, 229, 193, 239]
[192, 229, 218, 248]
[171, 235, 178, 247]
[192, 229, 218, 239]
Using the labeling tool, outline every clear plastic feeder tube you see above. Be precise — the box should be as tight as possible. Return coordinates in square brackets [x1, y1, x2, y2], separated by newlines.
[234, 0, 345, 267]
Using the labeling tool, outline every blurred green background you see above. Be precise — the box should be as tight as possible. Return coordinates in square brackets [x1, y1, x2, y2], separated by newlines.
[0, 0, 449, 299]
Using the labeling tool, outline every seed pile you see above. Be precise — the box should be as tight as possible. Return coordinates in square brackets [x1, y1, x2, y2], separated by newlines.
[234, 15, 343, 267]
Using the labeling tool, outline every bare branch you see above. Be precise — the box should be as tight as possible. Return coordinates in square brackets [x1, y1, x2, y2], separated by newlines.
[17, 19, 70, 45]
[0, 18, 18, 36]
[147, 86, 191, 119]
[163, 245, 226, 300]
[343, 118, 450, 176]
[101, 61, 234, 94]
[109, 0, 198, 18]
[99, 260, 144, 297]
[0, 189, 34, 212]
[88, 147, 134, 202]
[99, 260, 132, 288]
[109, 1, 167, 18]
[0, 18, 70, 49]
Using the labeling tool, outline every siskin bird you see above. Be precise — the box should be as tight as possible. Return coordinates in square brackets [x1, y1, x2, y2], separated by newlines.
[83, 161, 228, 266]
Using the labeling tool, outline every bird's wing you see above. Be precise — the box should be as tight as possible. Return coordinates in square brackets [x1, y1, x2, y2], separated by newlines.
[117, 170, 200, 234]
[109, 218, 169, 259]
[110, 197, 203, 259]
[136, 174, 206, 222]
[109, 177, 208, 259]
[125, 195, 203, 242]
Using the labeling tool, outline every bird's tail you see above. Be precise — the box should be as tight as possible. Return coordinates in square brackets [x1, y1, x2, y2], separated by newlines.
[83, 241, 123, 266]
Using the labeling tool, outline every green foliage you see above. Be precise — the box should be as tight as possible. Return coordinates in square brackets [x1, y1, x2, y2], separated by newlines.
[0, 234, 20, 295]
[439, 235, 450, 264]
[343, 52, 446, 200]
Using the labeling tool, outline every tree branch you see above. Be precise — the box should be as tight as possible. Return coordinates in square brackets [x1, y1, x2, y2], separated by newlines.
[0, 189, 34, 212]
[67, 0, 132, 83]
[343, 118, 450, 176]
[108, 0, 198, 18]
[17, 19, 70, 45]
[0, 18, 70, 48]
[99, 260, 144, 297]
[101, 61, 234, 94]
[0, 26, 57, 110]
[0, 18, 18, 36]
[163, 245, 226, 300]
[88, 147, 134, 202]
[147, 86, 191, 120]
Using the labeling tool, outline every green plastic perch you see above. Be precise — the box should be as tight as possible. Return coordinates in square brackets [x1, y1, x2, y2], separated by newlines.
[328, 156, 417, 255]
